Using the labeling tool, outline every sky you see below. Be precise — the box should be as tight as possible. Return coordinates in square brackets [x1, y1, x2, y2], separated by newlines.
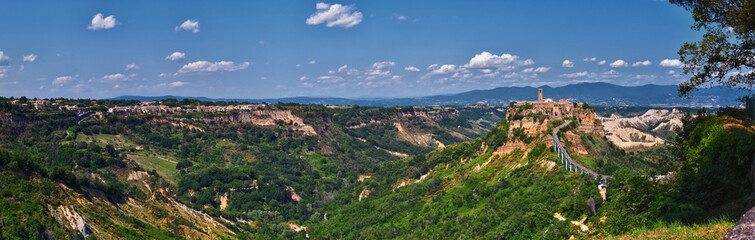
[0, 0, 699, 99]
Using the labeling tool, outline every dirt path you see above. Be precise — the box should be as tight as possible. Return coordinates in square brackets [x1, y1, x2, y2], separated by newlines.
[128, 153, 178, 164]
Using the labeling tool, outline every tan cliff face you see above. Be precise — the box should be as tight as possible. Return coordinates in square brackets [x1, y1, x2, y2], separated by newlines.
[214, 109, 317, 135]
[598, 109, 684, 149]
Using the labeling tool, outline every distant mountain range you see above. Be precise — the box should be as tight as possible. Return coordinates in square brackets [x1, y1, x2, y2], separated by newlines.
[111, 82, 750, 107]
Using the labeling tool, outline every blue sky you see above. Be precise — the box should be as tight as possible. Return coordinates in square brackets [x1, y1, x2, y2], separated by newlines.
[0, 0, 698, 99]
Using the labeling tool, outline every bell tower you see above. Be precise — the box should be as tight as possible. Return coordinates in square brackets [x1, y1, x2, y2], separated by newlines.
[538, 88, 543, 102]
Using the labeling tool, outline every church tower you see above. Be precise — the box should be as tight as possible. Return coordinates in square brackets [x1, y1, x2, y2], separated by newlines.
[538, 88, 543, 102]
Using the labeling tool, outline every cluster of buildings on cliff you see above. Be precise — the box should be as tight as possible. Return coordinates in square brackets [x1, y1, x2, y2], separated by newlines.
[10, 99, 266, 114]
[507, 88, 602, 134]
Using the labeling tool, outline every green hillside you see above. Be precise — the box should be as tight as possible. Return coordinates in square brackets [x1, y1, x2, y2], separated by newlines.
[0, 98, 752, 239]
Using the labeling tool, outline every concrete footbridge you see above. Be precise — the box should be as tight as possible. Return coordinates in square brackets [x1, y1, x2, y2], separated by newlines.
[552, 120, 613, 186]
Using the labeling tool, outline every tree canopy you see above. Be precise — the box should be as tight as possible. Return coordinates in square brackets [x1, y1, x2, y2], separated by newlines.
[671, 0, 755, 97]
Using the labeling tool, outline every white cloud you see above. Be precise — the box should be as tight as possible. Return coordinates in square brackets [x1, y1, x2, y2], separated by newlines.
[300, 76, 309, 81]
[598, 60, 606, 65]
[465, 51, 533, 70]
[583, 57, 597, 62]
[100, 73, 136, 82]
[365, 61, 395, 76]
[0, 69, 7, 78]
[164, 52, 186, 61]
[175, 61, 250, 75]
[328, 70, 336, 74]
[23, 54, 37, 62]
[667, 70, 676, 74]
[404, 66, 420, 71]
[125, 63, 140, 71]
[371, 61, 395, 69]
[397, 15, 407, 21]
[522, 67, 550, 73]
[659, 58, 683, 67]
[562, 59, 574, 68]
[306, 3, 363, 28]
[309, 60, 316, 64]
[169, 81, 188, 87]
[601, 70, 620, 78]
[631, 60, 652, 67]
[53, 75, 78, 86]
[175, 19, 200, 33]
[427, 64, 461, 75]
[609, 60, 628, 67]
[296, 64, 302, 68]
[560, 71, 589, 78]
[87, 13, 118, 30]
[337, 65, 348, 72]
[0, 51, 10, 66]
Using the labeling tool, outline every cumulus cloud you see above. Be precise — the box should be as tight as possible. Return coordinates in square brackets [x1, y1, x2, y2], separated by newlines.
[659, 58, 683, 67]
[309, 60, 316, 64]
[164, 52, 186, 61]
[87, 13, 118, 30]
[667, 70, 676, 74]
[125, 63, 140, 71]
[631, 60, 652, 67]
[609, 60, 628, 67]
[299, 76, 309, 81]
[465, 52, 532, 70]
[562, 59, 574, 68]
[598, 60, 606, 65]
[583, 57, 597, 62]
[306, 3, 363, 28]
[100, 73, 136, 82]
[404, 66, 420, 71]
[522, 67, 550, 73]
[336, 65, 360, 75]
[463, 52, 535, 71]
[175, 61, 250, 75]
[175, 20, 200, 33]
[365, 61, 395, 76]
[53, 75, 78, 86]
[23, 54, 37, 62]
[0, 51, 10, 66]
[397, 15, 407, 21]
[0, 69, 7, 78]
[427, 64, 461, 76]
[420, 51, 537, 82]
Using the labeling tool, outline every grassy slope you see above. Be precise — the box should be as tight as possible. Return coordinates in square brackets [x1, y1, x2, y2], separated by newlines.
[604, 219, 734, 240]
[307, 127, 604, 239]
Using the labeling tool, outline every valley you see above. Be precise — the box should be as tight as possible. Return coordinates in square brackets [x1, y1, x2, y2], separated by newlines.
[2, 89, 750, 239]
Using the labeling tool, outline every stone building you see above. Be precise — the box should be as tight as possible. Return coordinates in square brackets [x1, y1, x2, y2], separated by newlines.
[507, 88, 602, 134]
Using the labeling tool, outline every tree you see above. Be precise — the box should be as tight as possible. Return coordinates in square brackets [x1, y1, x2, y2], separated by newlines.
[670, 0, 755, 97]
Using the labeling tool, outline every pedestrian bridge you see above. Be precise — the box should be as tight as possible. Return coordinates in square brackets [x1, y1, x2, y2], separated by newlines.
[552, 120, 613, 184]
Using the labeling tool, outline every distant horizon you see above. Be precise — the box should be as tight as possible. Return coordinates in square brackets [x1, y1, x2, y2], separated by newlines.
[5, 81, 690, 100]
